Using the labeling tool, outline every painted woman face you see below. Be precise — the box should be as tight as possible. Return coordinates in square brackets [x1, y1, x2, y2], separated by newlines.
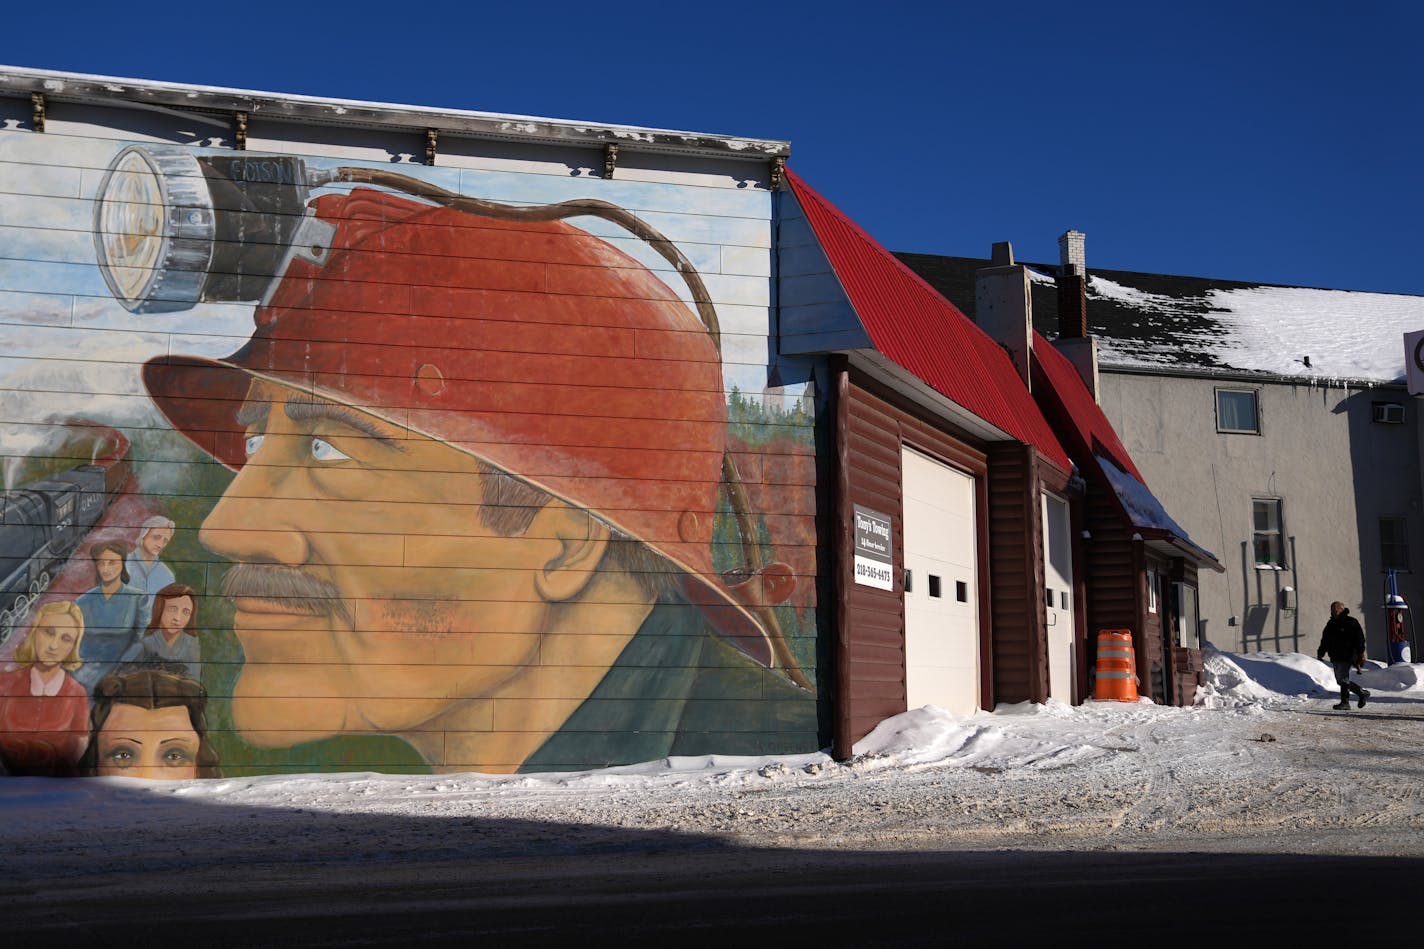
[32, 614, 79, 670]
[159, 595, 194, 636]
[142, 526, 173, 560]
[95, 704, 201, 779]
[95, 550, 124, 586]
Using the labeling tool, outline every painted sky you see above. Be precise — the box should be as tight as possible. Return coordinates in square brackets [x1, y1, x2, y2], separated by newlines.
[2, 1, 1420, 296]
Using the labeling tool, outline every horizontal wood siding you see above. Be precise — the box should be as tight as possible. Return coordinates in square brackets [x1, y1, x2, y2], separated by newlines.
[1084, 488, 1142, 697]
[986, 442, 1046, 705]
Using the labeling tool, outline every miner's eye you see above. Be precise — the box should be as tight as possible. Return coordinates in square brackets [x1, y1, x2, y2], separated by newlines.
[244, 434, 265, 457]
[310, 438, 351, 463]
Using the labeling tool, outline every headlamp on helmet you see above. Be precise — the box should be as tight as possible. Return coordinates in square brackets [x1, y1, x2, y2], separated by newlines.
[92, 144, 330, 313]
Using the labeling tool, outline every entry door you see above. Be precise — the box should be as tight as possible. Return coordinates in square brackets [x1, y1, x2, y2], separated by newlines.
[902, 447, 979, 714]
[1042, 493, 1075, 703]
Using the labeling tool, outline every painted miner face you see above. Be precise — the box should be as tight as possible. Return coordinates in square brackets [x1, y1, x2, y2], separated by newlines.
[199, 380, 570, 746]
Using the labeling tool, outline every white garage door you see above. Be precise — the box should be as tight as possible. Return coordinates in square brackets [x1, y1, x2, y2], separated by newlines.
[902, 447, 979, 714]
[1042, 492, 1075, 703]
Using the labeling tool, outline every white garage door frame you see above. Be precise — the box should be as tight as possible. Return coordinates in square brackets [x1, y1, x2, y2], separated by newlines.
[1042, 491, 1076, 704]
[901, 446, 981, 715]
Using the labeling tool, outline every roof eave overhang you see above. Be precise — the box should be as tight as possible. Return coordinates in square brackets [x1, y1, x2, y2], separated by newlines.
[0, 65, 791, 162]
[1099, 362, 1403, 390]
[846, 348, 1037, 449]
[1141, 530, 1225, 573]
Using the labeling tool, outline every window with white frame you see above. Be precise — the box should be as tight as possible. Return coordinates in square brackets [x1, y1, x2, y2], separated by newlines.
[1216, 388, 1259, 434]
[1253, 499, 1286, 567]
[1172, 581, 1200, 649]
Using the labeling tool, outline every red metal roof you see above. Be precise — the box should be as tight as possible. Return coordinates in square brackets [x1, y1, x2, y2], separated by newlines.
[1032, 332, 1221, 569]
[1030, 331, 1143, 481]
[786, 170, 1070, 472]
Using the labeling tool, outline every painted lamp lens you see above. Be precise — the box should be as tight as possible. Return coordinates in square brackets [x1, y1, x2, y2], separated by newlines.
[93, 145, 216, 313]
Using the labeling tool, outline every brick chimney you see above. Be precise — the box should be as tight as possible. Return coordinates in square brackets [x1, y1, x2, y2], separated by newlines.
[1053, 229, 1099, 401]
[974, 241, 1033, 390]
[1056, 230, 1088, 339]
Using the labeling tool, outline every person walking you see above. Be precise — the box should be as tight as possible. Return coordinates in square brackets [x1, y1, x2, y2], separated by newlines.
[1318, 601, 1370, 710]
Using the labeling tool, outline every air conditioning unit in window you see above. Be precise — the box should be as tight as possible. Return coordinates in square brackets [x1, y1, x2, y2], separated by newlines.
[1373, 402, 1406, 424]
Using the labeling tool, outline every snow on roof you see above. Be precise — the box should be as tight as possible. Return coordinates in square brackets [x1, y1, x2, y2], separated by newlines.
[1089, 275, 1424, 382]
[895, 253, 1424, 384]
[1096, 453, 1210, 558]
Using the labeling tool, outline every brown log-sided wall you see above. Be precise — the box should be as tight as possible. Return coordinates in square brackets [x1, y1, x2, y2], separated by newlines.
[831, 369, 1070, 757]
[1083, 488, 1141, 696]
[985, 444, 1072, 706]
[833, 371, 988, 757]
[1083, 496, 1206, 706]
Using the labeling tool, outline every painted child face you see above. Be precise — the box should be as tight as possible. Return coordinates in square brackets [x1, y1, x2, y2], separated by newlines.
[159, 595, 194, 636]
[32, 614, 79, 669]
[95, 704, 201, 779]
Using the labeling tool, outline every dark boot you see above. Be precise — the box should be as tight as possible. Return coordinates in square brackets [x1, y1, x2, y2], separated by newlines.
[1358, 689, 1371, 709]
[1334, 687, 1351, 710]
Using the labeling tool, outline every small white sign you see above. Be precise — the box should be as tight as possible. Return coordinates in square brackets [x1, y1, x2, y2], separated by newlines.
[853, 504, 894, 591]
[853, 554, 895, 590]
[1405, 330, 1424, 396]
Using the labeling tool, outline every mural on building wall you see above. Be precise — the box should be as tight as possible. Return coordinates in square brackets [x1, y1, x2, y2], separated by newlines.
[0, 131, 818, 777]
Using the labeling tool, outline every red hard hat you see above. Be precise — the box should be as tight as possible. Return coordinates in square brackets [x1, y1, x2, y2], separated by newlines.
[143, 187, 772, 666]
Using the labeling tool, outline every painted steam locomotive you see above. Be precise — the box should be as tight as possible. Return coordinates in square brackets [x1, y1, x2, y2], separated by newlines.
[0, 424, 131, 647]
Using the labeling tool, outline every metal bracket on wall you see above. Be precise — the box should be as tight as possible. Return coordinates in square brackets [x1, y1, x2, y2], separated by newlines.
[234, 111, 248, 151]
[769, 156, 786, 191]
[604, 143, 618, 179]
[425, 128, 439, 166]
[31, 92, 45, 132]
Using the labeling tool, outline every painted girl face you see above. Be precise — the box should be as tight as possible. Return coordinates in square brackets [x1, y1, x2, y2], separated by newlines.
[95, 704, 201, 779]
[32, 614, 79, 669]
[159, 595, 194, 636]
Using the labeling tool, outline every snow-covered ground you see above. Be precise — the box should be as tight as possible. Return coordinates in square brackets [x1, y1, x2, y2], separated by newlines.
[4, 645, 1423, 867]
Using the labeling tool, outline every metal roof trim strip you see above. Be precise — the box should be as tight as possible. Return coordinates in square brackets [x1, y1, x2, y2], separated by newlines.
[0, 65, 790, 160]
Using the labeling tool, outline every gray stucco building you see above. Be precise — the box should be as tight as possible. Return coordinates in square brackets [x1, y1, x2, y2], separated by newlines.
[900, 242, 1424, 661]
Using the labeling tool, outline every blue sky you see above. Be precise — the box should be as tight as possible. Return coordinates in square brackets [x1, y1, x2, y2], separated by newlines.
[4, 1, 1421, 295]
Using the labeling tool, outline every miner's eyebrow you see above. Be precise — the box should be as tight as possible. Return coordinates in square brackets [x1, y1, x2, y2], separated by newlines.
[285, 396, 406, 451]
[235, 400, 269, 428]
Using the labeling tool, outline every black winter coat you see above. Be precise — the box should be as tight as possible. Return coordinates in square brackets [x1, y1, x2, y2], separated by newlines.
[1317, 610, 1365, 664]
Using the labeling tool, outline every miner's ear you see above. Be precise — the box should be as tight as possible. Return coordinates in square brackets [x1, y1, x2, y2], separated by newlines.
[530, 500, 612, 602]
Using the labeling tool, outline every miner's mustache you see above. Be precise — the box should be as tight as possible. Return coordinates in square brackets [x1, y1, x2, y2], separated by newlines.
[219, 563, 354, 628]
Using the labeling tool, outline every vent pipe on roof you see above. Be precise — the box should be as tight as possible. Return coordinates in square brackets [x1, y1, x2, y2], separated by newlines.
[974, 242, 1033, 391]
[1053, 229, 1100, 403]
